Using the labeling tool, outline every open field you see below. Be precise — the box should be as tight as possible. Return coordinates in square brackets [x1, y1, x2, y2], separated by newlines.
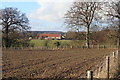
[2, 48, 116, 79]
[30, 40, 86, 47]
[30, 40, 117, 49]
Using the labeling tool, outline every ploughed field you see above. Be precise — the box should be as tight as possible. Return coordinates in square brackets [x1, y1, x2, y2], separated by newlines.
[2, 48, 116, 78]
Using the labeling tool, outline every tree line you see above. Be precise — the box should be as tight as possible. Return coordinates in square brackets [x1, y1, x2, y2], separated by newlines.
[65, 28, 117, 45]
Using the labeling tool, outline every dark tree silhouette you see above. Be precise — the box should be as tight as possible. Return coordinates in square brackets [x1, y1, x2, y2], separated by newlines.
[0, 7, 30, 47]
[104, 1, 120, 47]
[64, 2, 101, 48]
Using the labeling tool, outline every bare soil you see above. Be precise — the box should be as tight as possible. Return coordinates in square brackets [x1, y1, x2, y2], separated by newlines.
[2, 48, 116, 78]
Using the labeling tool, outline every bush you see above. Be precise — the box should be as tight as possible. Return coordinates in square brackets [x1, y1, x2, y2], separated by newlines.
[54, 41, 61, 48]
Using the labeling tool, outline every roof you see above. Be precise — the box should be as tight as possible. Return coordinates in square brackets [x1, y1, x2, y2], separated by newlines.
[39, 34, 61, 37]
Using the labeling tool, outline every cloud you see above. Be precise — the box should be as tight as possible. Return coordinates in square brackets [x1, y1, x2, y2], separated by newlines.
[29, 0, 74, 22]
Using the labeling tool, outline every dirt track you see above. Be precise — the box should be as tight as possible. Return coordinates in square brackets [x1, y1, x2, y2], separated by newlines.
[2, 48, 116, 78]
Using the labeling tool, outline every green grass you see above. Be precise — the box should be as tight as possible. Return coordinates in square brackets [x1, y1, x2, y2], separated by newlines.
[30, 40, 46, 47]
[30, 39, 86, 48]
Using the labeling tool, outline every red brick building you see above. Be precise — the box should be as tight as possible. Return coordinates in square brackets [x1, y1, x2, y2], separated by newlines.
[39, 34, 62, 40]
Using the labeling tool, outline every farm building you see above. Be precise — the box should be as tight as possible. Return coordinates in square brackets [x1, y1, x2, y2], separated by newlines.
[39, 34, 62, 40]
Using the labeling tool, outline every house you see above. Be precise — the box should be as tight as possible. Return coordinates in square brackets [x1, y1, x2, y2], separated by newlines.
[39, 34, 62, 40]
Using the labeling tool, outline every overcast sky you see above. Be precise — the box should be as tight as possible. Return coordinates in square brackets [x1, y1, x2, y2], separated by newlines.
[1, 0, 75, 32]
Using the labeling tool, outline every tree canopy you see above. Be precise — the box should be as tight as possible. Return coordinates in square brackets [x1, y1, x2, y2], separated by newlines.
[64, 2, 101, 48]
[0, 7, 31, 47]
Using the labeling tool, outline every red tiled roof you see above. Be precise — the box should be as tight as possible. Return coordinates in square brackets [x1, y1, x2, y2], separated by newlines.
[39, 34, 61, 37]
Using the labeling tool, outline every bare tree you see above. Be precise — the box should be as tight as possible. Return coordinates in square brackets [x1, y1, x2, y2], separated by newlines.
[0, 7, 30, 47]
[64, 2, 101, 48]
[104, 1, 120, 47]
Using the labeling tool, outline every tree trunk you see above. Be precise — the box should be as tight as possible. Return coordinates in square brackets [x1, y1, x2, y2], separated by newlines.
[5, 26, 9, 48]
[86, 24, 90, 48]
[116, 36, 119, 48]
[117, 22, 120, 48]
